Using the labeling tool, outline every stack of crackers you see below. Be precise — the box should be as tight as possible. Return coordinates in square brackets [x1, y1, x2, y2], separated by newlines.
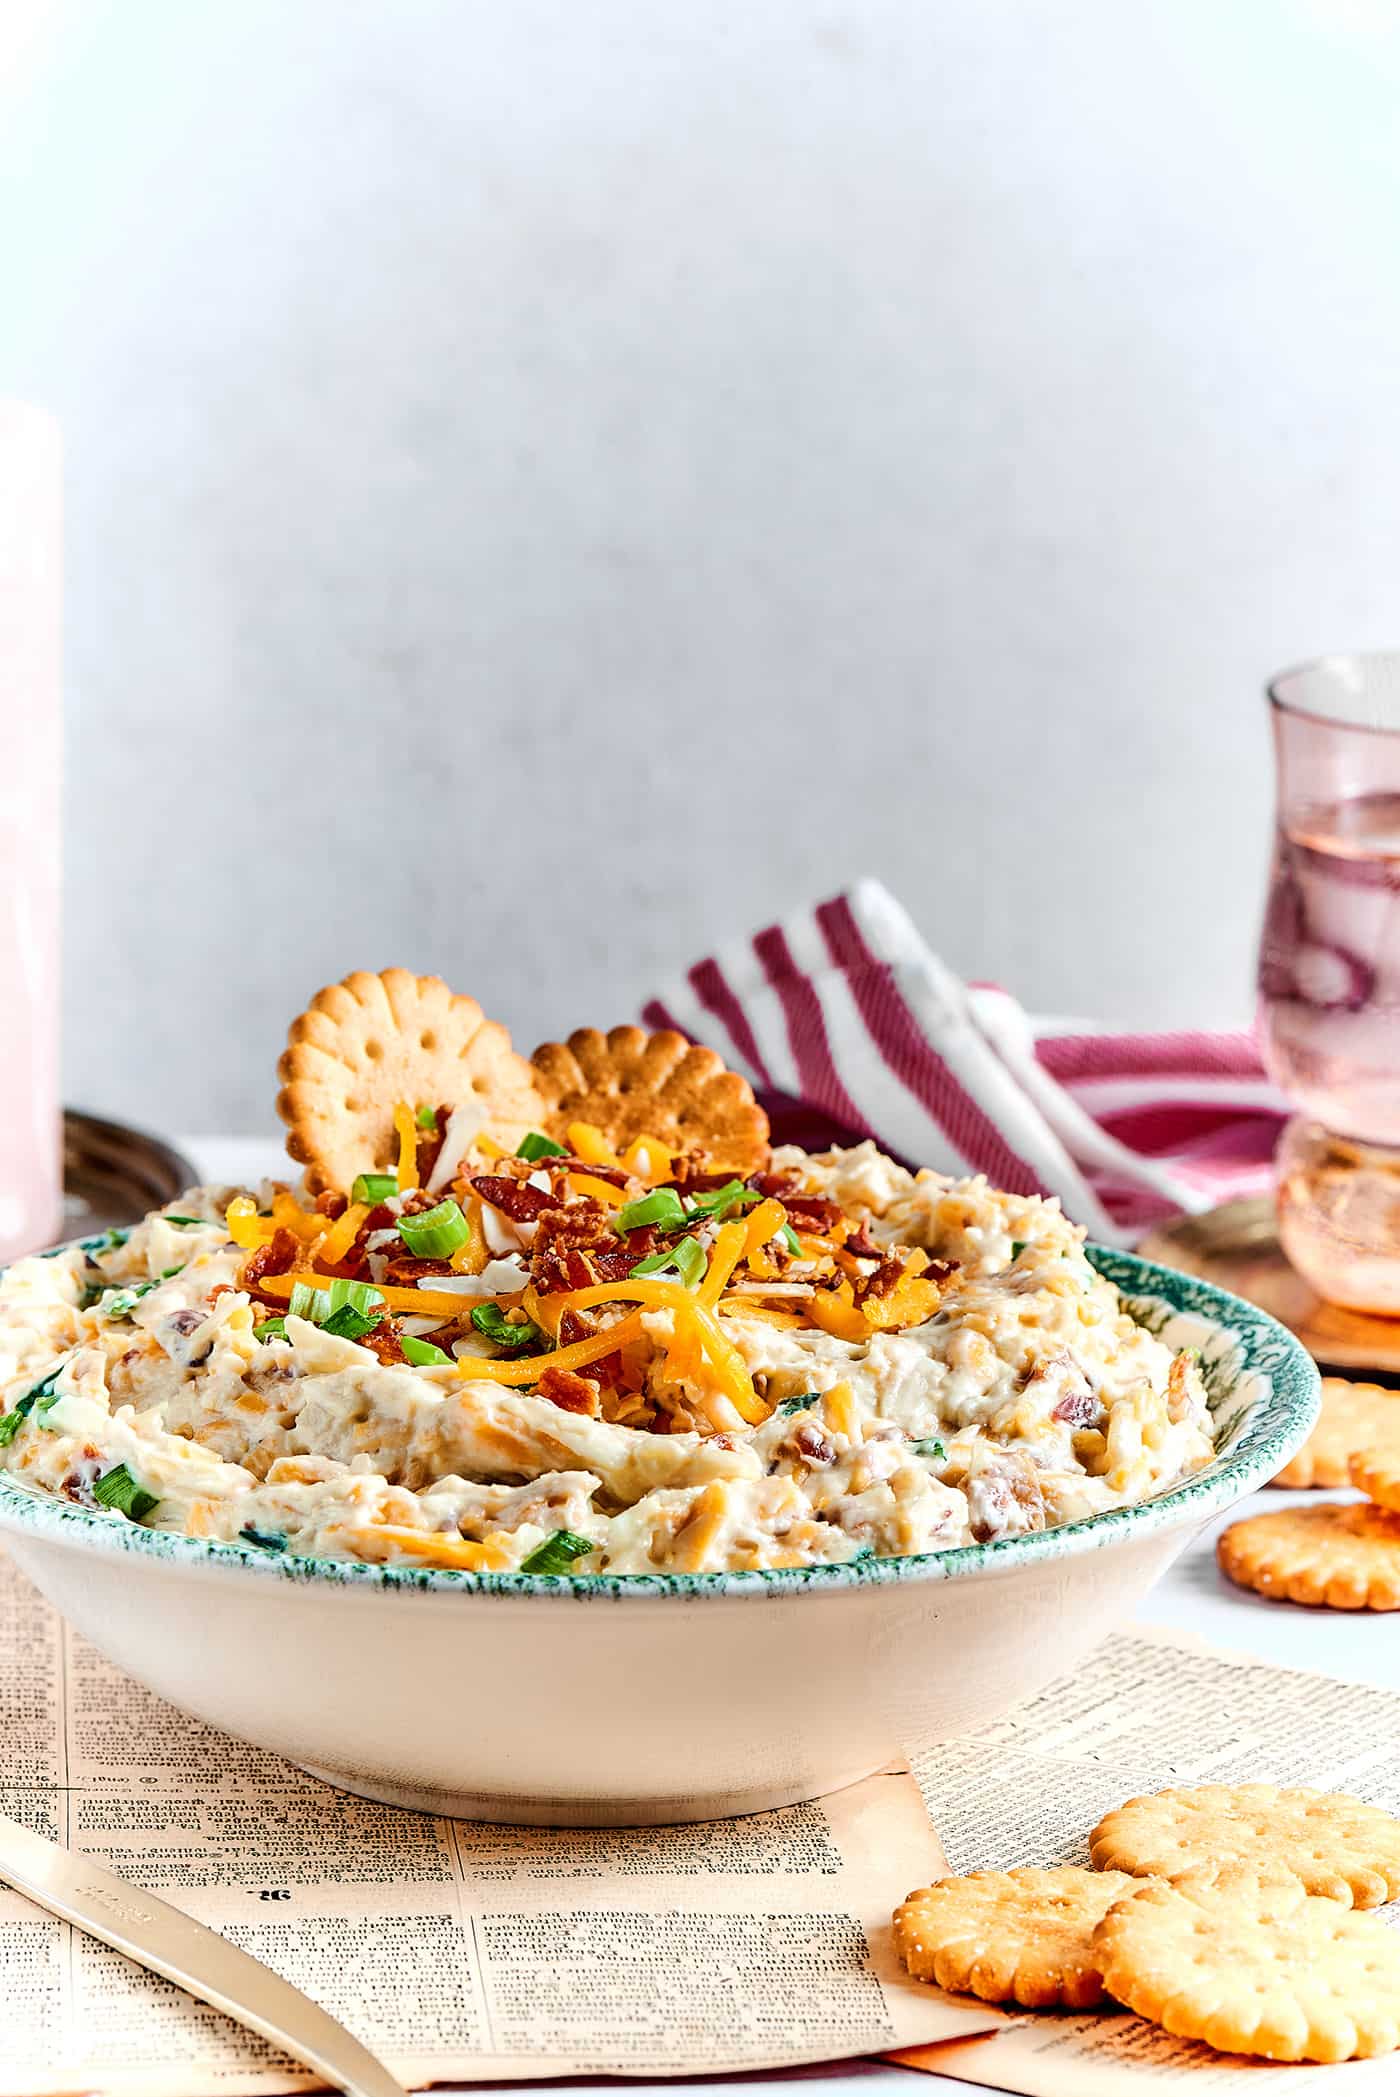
[894, 1783, 1400, 2062]
[1217, 1377, 1400, 1611]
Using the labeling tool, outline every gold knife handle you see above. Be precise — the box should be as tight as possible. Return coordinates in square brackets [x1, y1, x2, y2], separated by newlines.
[0, 1813, 407, 2097]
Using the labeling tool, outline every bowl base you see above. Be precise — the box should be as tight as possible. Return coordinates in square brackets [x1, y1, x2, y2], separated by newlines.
[293, 1757, 872, 1825]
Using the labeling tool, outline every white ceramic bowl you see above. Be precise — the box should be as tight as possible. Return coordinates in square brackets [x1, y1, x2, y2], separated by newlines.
[0, 1244, 1317, 1824]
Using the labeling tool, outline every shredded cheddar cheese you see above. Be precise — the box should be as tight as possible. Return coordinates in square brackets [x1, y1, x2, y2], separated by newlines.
[566, 1172, 627, 1209]
[698, 1220, 748, 1309]
[225, 1196, 271, 1250]
[315, 1201, 369, 1268]
[567, 1121, 622, 1169]
[368, 1526, 514, 1571]
[394, 1104, 420, 1192]
[450, 1195, 489, 1274]
[456, 1309, 649, 1383]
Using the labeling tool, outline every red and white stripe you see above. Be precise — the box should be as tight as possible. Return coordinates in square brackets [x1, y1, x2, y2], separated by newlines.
[644, 878, 1284, 1243]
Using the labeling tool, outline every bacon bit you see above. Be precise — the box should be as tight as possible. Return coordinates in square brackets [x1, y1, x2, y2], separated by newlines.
[360, 1316, 408, 1366]
[240, 1229, 301, 1289]
[381, 1254, 456, 1285]
[315, 1191, 348, 1220]
[920, 1256, 959, 1283]
[556, 1307, 624, 1388]
[1052, 1389, 1103, 1428]
[537, 1366, 603, 1416]
[781, 1194, 843, 1232]
[586, 1245, 647, 1283]
[469, 1175, 556, 1223]
[854, 1254, 905, 1306]
[749, 1169, 800, 1199]
[415, 1110, 448, 1186]
[545, 1156, 630, 1188]
[792, 1422, 837, 1466]
[843, 1222, 881, 1260]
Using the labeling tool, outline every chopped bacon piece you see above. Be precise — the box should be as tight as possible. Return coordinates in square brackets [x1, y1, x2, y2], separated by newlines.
[749, 1169, 800, 1199]
[792, 1422, 837, 1467]
[920, 1256, 959, 1283]
[546, 1156, 630, 1187]
[586, 1245, 645, 1282]
[470, 1175, 556, 1222]
[381, 1254, 456, 1285]
[555, 1307, 624, 1389]
[855, 1255, 906, 1306]
[360, 1316, 408, 1366]
[240, 1229, 301, 1289]
[1052, 1389, 1103, 1428]
[537, 1366, 602, 1416]
[843, 1222, 881, 1261]
[415, 1109, 448, 1186]
[781, 1194, 843, 1232]
[315, 1190, 348, 1220]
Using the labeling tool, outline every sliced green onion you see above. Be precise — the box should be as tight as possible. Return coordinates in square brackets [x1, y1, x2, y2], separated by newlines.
[0, 1364, 63, 1446]
[163, 1214, 210, 1228]
[415, 1104, 438, 1129]
[401, 1334, 453, 1367]
[326, 1277, 383, 1315]
[520, 1530, 595, 1575]
[103, 1279, 159, 1320]
[684, 1180, 761, 1222]
[92, 1464, 159, 1522]
[469, 1303, 543, 1352]
[321, 1303, 379, 1342]
[912, 1438, 947, 1461]
[287, 1281, 331, 1322]
[778, 1391, 820, 1416]
[288, 1277, 383, 1326]
[517, 1131, 568, 1161]
[615, 1188, 687, 1233]
[240, 1526, 287, 1551]
[780, 1223, 802, 1256]
[630, 1237, 706, 1289]
[351, 1172, 398, 1205]
[1010, 1240, 1027, 1259]
[256, 1318, 288, 1343]
[398, 1199, 471, 1260]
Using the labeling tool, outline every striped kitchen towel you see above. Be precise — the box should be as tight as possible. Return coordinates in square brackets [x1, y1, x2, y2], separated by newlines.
[642, 878, 1284, 1244]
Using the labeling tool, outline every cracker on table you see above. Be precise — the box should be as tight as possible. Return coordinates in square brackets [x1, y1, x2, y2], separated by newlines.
[1272, 1377, 1400, 1489]
[892, 1866, 1137, 2009]
[1091, 1869, 1400, 2063]
[277, 970, 545, 1194]
[529, 1026, 769, 1172]
[1089, 1783, 1400, 1908]
[1352, 1441, 1400, 1513]
[1217, 1501, 1400, 1613]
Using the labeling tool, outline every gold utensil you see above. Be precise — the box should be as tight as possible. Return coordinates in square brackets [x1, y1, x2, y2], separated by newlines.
[0, 1811, 407, 2097]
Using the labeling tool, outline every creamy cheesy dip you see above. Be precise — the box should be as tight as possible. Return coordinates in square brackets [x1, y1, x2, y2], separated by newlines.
[0, 1136, 1215, 1576]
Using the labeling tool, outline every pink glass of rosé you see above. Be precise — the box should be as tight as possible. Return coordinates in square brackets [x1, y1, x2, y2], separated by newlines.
[1259, 653, 1400, 1312]
[0, 404, 62, 1263]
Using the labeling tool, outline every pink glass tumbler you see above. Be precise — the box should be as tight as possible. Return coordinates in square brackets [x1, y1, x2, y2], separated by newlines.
[0, 404, 62, 1262]
[1258, 654, 1400, 1312]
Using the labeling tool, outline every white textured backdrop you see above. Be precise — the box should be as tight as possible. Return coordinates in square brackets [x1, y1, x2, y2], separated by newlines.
[4, 0, 1400, 1134]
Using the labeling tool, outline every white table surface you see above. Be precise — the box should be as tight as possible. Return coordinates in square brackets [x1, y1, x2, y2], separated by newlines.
[182, 1141, 1400, 2097]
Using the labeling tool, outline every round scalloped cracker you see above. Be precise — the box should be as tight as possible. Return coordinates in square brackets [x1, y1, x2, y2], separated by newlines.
[892, 1865, 1137, 2010]
[1350, 1441, 1400, 1513]
[530, 1026, 769, 1172]
[1091, 1868, 1400, 2062]
[1217, 1501, 1400, 1613]
[276, 970, 546, 1194]
[1273, 1377, 1400, 1489]
[1089, 1784, 1400, 1908]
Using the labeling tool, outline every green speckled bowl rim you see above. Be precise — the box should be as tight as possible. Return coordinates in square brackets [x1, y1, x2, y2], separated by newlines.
[0, 1235, 1319, 1602]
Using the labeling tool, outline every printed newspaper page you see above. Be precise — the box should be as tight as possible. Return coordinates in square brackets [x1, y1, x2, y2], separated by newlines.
[0, 1551, 996, 2095]
[892, 1626, 1400, 2095]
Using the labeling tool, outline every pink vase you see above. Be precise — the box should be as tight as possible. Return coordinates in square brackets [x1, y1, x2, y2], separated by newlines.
[0, 404, 62, 1262]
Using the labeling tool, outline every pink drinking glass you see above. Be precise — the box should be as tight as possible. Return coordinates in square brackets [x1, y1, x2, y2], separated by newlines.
[1258, 654, 1400, 1311]
[0, 404, 62, 1263]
